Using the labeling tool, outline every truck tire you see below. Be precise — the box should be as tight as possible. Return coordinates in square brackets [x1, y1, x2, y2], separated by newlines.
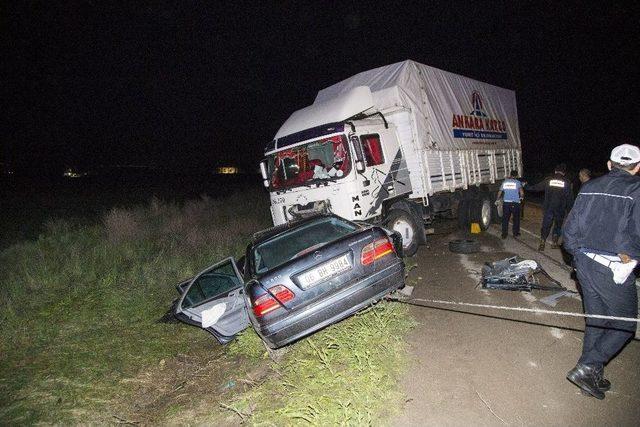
[385, 210, 419, 257]
[448, 239, 480, 254]
[478, 196, 492, 230]
[457, 199, 471, 231]
[491, 196, 503, 224]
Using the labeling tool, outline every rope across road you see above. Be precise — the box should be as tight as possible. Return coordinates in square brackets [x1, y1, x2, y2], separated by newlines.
[388, 296, 640, 323]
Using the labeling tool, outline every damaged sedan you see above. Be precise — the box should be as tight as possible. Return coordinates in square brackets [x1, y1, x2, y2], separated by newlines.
[173, 214, 405, 348]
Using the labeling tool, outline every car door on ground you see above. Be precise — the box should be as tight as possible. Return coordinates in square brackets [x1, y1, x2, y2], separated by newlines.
[175, 258, 250, 338]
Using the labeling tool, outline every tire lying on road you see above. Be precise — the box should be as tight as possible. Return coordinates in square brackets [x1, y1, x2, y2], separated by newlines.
[448, 239, 481, 254]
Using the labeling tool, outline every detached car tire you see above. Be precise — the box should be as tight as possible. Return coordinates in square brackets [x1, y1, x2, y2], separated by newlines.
[385, 210, 419, 257]
[449, 239, 480, 254]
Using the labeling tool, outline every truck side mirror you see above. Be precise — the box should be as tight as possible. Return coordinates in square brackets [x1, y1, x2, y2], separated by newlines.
[350, 135, 366, 173]
[259, 160, 269, 188]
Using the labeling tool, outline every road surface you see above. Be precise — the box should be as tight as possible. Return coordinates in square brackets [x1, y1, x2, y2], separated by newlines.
[393, 204, 640, 426]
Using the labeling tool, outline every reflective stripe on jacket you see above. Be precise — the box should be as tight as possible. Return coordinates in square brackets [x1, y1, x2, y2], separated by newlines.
[527, 173, 574, 211]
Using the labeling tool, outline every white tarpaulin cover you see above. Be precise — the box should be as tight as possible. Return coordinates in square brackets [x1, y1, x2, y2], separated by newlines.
[314, 60, 521, 152]
[274, 86, 374, 139]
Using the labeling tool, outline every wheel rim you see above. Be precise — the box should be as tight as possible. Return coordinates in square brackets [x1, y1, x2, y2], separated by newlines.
[392, 219, 414, 248]
[481, 199, 491, 227]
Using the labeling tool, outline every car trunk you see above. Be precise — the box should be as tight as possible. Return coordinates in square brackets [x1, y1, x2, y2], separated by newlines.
[251, 227, 395, 319]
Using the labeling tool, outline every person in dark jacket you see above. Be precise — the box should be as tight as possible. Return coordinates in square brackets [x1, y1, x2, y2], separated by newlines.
[526, 163, 574, 250]
[579, 168, 591, 184]
[563, 143, 640, 399]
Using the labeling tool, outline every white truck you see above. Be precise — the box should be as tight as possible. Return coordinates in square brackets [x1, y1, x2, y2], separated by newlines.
[259, 60, 522, 255]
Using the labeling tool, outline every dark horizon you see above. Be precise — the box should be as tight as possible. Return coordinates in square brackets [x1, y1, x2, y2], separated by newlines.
[4, 2, 639, 176]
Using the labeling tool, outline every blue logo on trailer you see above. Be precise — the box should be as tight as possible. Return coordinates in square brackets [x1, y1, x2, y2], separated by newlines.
[451, 92, 507, 140]
[470, 91, 488, 117]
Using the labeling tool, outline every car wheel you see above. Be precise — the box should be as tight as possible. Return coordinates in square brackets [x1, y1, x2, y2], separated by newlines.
[448, 239, 481, 254]
[385, 210, 420, 257]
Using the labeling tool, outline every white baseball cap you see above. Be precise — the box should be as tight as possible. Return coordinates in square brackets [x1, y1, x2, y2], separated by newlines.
[610, 144, 640, 165]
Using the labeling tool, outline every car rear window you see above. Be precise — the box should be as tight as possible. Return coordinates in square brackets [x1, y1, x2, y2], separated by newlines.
[251, 217, 358, 274]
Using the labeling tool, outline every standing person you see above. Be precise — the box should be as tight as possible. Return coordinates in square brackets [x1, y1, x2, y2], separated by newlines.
[578, 168, 591, 185]
[496, 170, 524, 238]
[526, 163, 573, 250]
[562, 143, 640, 399]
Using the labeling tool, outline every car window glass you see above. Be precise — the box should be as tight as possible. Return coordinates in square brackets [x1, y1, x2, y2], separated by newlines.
[183, 284, 204, 308]
[182, 260, 241, 309]
[360, 134, 384, 166]
[268, 135, 351, 189]
[251, 217, 357, 274]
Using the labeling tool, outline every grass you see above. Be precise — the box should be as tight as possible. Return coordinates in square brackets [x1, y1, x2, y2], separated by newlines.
[0, 191, 270, 423]
[221, 302, 416, 426]
[1, 189, 416, 425]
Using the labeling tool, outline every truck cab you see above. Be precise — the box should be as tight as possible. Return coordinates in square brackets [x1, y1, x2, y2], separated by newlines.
[260, 87, 423, 255]
[263, 120, 409, 222]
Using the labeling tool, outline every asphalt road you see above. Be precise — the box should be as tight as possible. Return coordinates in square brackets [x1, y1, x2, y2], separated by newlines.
[392, 205, 640, 426]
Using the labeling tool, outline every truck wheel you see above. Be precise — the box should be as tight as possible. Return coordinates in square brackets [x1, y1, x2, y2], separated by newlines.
[457, 199, 470, 231]
[491, 197, 503, 224]
[478, 197, 492, 230]
[385, 210, 419, 257]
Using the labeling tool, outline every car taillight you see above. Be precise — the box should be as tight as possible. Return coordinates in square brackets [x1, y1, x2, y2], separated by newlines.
[361, 237, 394, 266]
[252, 285, 295, 317]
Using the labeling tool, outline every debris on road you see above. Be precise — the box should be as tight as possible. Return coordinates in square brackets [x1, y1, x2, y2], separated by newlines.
[481, 256, 566, 292]
[539, 290, 576, 307]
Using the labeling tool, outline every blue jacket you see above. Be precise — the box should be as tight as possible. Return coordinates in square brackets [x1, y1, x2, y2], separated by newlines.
[563, 168, 640, 258]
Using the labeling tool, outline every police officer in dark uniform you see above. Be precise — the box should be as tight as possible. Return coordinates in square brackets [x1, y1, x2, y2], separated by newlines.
[526, 163, 574, 250]
[563, 143, 640, 399]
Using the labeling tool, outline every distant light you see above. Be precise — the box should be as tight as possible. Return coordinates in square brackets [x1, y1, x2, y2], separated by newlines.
[63, 168, 87, 178]
[216, 166, 239, 174]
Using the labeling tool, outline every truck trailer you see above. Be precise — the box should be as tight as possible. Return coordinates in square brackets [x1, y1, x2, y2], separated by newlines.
[259, 60, 522, 255]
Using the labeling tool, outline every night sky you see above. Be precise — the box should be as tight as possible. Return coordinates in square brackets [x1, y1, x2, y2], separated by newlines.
[4, 1, 639, 175]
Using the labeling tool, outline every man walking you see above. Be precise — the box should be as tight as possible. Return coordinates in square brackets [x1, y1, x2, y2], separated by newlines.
[563, 144, 640, 399]
[526, 163, 573, 250]
[579, 168, 591, 184]
[496, 169, 524, 238]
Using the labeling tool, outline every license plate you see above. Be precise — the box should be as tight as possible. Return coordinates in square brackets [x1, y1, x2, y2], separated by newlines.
[298, 254, 351, 289]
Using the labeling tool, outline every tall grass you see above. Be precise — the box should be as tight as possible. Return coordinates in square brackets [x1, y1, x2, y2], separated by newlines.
[1, 188, 416, 425]
[217, 302, 415, 426]
[0, 190, 270, 424]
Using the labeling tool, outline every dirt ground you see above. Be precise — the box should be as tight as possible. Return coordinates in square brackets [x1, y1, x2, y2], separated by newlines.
[393, 205, 640, 426]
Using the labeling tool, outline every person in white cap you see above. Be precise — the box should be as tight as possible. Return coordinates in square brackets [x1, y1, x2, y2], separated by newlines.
[562, 143, 640, 399]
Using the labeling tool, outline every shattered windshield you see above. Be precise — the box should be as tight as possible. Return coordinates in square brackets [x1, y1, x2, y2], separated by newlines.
[267, 135, 351, 190]
[250, 217, 358, 275]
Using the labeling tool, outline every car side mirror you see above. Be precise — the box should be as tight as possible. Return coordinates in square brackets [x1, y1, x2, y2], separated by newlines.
[259, 160, 269, 188]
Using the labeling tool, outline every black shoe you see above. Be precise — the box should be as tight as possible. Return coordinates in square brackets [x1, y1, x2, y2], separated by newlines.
[566, 364, 605, 399]
[513, 233, 521, 238]
[594, 366, 611, 392]
[501, 234, 507, 239]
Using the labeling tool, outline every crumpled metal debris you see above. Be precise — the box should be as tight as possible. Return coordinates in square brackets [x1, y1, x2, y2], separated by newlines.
[481, 256, 564, 292]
